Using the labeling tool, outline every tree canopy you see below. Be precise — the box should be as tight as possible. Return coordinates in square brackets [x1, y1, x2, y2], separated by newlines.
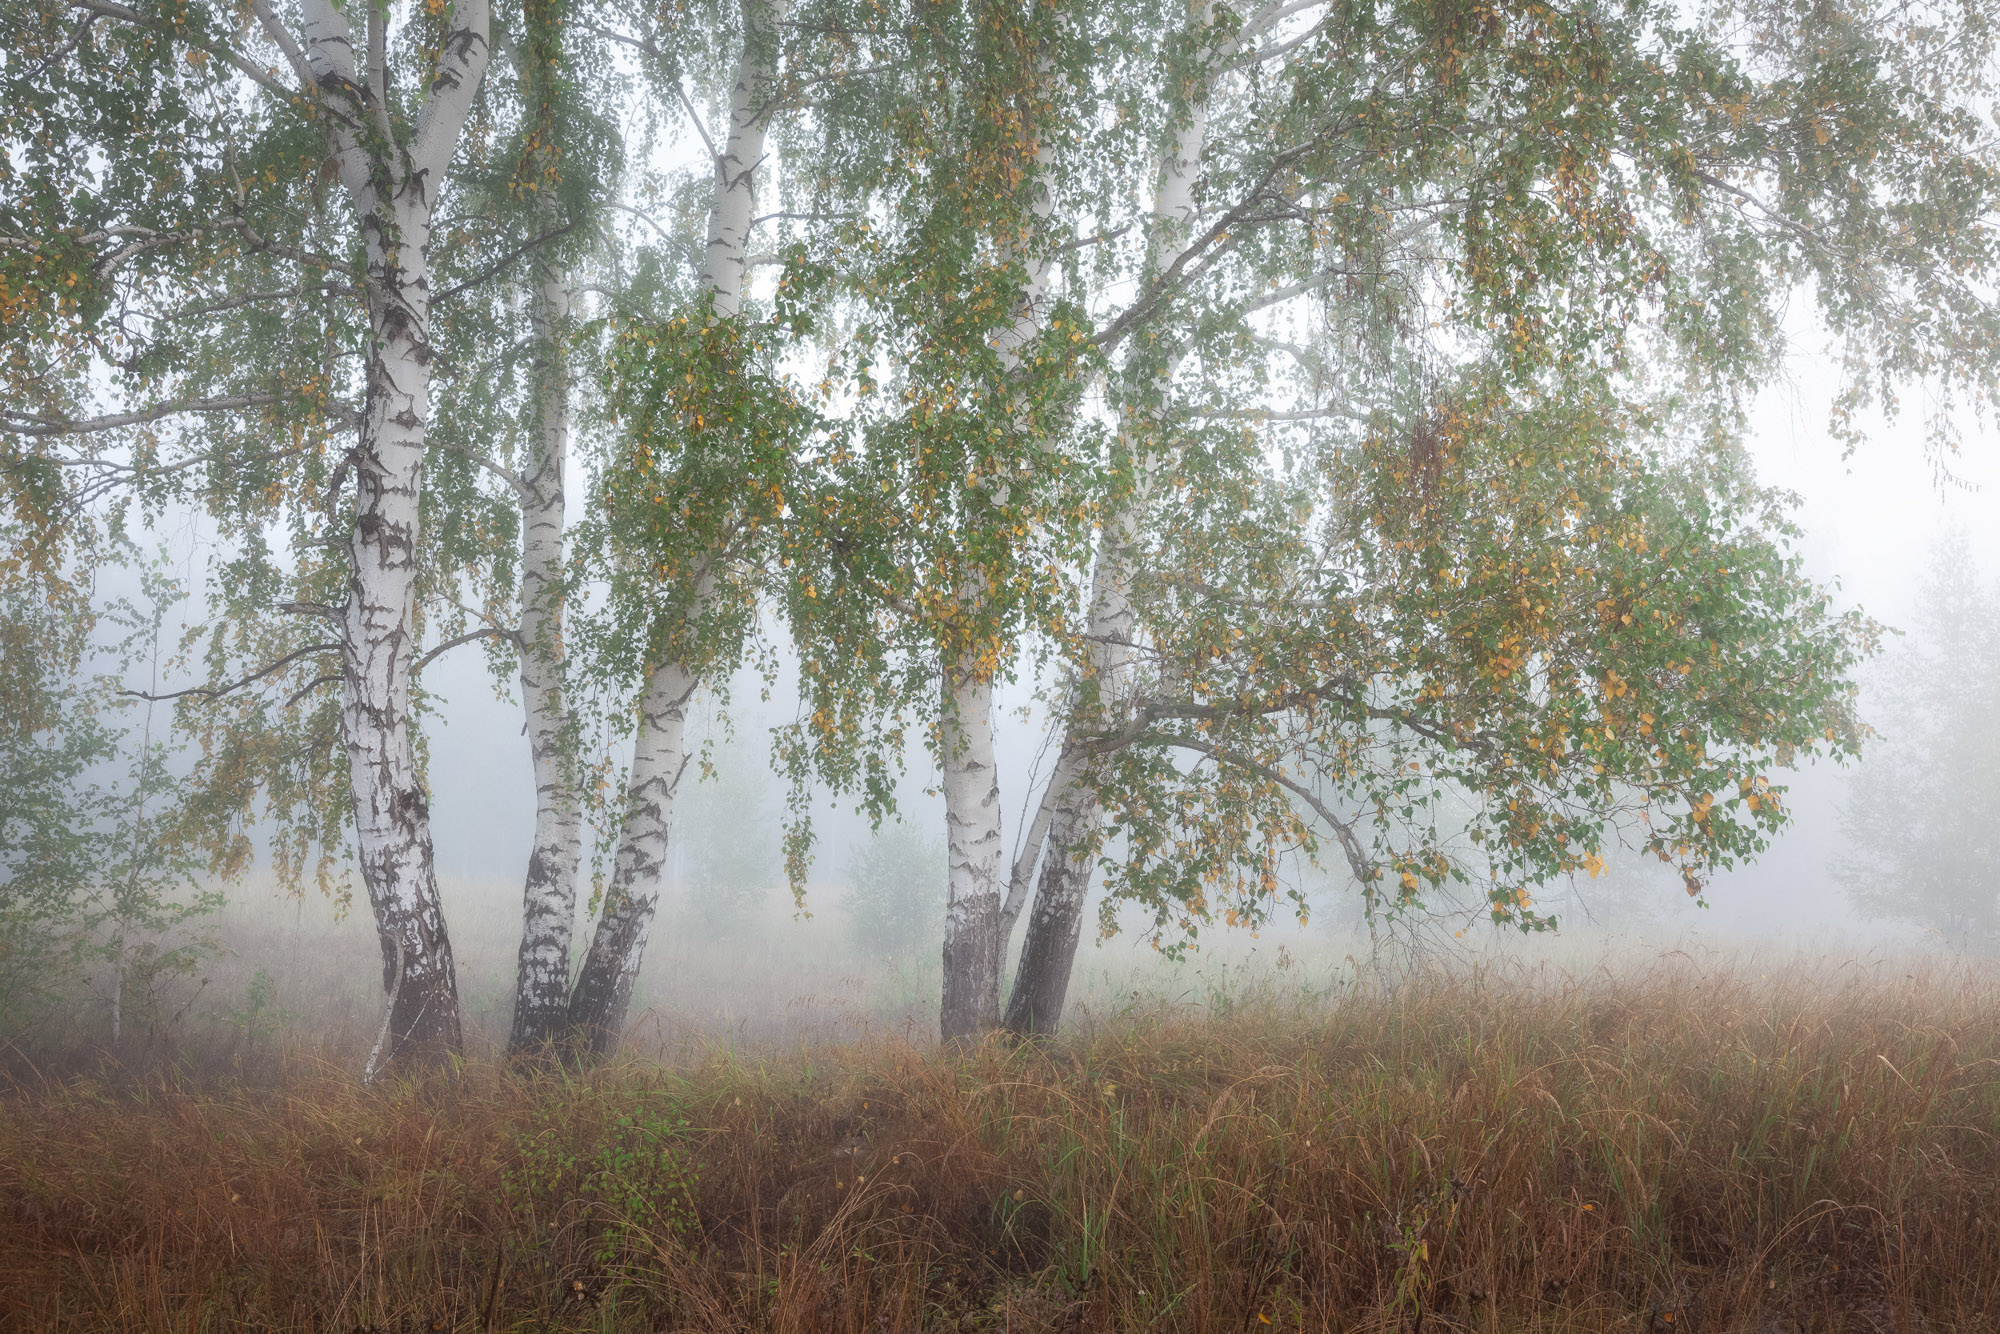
[3, 0, 1996, 1054]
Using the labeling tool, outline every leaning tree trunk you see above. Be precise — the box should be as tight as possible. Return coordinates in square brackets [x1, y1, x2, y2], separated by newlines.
[561, 0, 784, 1055]
[999, 0, 1214, 1038]
[506, 256, 585, 1051]
[1002, 788, 1098, 1034]
[294, 0, 490, 1069]
[564, 659, 696, 1053]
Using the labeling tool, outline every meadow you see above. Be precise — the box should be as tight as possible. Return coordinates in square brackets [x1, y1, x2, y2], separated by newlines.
[3, 940, 1996, 1333]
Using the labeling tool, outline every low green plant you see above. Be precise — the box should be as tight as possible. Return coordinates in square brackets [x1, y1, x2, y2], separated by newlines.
[504, 1089, 701, 1266]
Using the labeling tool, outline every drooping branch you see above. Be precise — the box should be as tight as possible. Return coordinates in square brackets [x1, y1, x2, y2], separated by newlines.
[1146, 731, 1376, 889]
[68, 0, 305, 104]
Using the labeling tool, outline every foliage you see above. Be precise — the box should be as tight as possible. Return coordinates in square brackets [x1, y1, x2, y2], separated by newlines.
[504, 1086, 701, 1267]
[0, 543, 219, 1032]
[1093, 382, 1875, 946]
[1835, 536, 2000, 950]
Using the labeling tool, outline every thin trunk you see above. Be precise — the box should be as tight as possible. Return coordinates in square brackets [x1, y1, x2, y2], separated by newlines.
[561, 0, 782, 1054]
[564, 659, 696, 1053]
[938, 62, 1060, 1043]
[507, 260, 584, 1051]
[940, 664, 1005, 1041]
[1000, 1, 1215, 1037]
[1002, 788, 1095, 1034]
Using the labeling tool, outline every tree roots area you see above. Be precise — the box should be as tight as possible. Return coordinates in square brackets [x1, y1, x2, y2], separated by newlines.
[3, 962, 1997, 1333]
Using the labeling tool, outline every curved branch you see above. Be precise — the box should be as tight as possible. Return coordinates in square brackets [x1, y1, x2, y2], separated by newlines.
[119, 642, 341, 703]
[1151, 732, 1374, 889]
[412, 625, 516, 676]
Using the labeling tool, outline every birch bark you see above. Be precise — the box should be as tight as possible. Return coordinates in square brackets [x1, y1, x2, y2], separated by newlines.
[563, 0, 783, 1052]
[563, 656, 697, 1052]
[1002, 2, 1215, 1036]
[936, 91, 1058, 1042]
[282, 0, 491, 1063]
[506, 257, 585, 1050]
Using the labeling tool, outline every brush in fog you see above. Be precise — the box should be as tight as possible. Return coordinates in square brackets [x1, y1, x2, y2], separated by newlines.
[1836, 535, 2000, 951]
[0, 545, 219, 1038]
[671, 741, 782, 937]
[7, 0, 2000, 1064]
[842, 822, 947, 963]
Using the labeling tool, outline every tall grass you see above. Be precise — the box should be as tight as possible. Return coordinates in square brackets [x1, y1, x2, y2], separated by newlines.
[3, 956, 1996, 1332]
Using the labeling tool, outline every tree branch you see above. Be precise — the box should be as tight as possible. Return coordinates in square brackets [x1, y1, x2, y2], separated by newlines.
[1150, 732, 1375, 888]
[412, 626, 516, 675]
[68, 0, 304, 104]
[120, 642, 341, 703]
[410, 0, 491, 184]
[1, 394, 285, 438]
[434, 223, 578, 304]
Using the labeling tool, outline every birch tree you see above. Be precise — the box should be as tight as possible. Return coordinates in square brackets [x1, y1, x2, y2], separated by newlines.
[987, 0, 2000, 1032]
[4, 0, 496, 1065]
[563, 0, 797, 1052]
[776, 0, 2000, 1040]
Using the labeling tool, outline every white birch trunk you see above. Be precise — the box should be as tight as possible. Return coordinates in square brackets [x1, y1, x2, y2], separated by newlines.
[564, 0, 782, 1052]
[563, 657, 696, 1053]
[291, 0, 490, 1065]
[939, 664, 1007, 1040]
[935, 98, 1058, 1042]
[507, 261, 586, 1051]
[1002, 1, 1215, 1035]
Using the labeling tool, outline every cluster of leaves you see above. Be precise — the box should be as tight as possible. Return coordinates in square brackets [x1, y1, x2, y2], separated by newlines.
[1094, 377, 1873, 946]
[0, 542, 219, 1029]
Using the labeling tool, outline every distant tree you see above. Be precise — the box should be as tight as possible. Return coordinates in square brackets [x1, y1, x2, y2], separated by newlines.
[1836, 538, 2000, 951]
[842, 823, 945, 963]
[674, 740, 783, 938]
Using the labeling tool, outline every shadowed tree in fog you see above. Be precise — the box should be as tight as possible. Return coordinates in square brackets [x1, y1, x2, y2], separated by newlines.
[844, 822, 947, 963]
[1837, 537, 2000, 950]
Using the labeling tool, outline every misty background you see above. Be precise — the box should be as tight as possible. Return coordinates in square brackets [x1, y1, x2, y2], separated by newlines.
[56, 321, 2000, 1053]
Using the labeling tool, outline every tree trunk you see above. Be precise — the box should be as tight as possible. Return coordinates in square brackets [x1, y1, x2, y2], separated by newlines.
[251, 0, 489, 1071]
[506, 261, 584, 1051]
[1002, 784, 1097, 1034]
[342, 205, 463, 1061]
[940, 662, 1005, 1042]
[998, 0, 1214, 1038]
[564, 659, 696, 1053]
[559, 0, 782, 1055]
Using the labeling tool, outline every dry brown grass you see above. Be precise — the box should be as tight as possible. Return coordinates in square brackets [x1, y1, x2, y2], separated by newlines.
[2, 956, 1997, 1333]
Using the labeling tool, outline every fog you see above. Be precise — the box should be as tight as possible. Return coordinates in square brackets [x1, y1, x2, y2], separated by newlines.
[29, 312, 1996, 1061]
[407, 332, 1997, 930]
